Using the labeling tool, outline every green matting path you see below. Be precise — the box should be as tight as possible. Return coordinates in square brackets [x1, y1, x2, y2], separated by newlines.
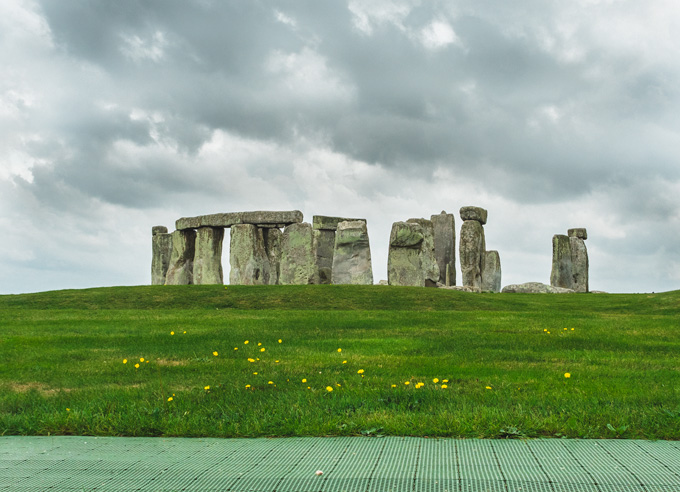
[1, 436, 679, 492]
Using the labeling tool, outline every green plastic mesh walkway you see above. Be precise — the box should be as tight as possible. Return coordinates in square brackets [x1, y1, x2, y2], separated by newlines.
[1, 436, 679, 491]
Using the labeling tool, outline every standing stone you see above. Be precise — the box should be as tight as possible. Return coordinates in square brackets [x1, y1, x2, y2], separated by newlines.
[279, 222, 318, 285]
[387, 220, 438, 287]
[229, 224, 271, 285]
[550, 234, 573, 289]
[263, 228, 282, 285]
[459, 220, 486, 290]
[165, 229, 196, 285]
[314, 229, 336, 284]
[569, 233, 589, 293]
[193, 227, 224, 285]
[151, 226, 173, 285]
[482, 250, 501, 293]
[331, 220, 373, 285]
[430, 211, 456, 286]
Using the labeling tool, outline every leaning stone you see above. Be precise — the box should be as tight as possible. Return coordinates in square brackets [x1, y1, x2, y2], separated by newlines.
[550, 234, 573, 289]
[331, 220, 373, 285]
[151, 226, 173, 285]
[570, 237, 589, 293]
[314, 229, 336, 284]
[176, 210, 303, 230]
[193, 227, 224, 285]
[430, 211, 456, 286]
[279, 222, 318, 285]
[459, 220, 486, 290]
[459, 206, 488, 225]
[165, 229, 196, 285]
[481, 250, 501, 293]
[501, 282, 575, 294]
[568, 228, 588, 240]
[229, 224, 271, 285]
[313, 215, 365, 231]
[263, 228, 282, 285]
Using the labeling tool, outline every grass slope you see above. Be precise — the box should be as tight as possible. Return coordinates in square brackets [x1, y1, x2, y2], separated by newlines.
[1, 285, 679, 439]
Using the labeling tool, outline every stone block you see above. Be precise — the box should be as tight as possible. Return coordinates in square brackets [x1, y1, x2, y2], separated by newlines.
[570, 237, 589, 293]
[229, 224, 271, 285]
[389, 221, 424, 248]
[263, 228, 282, 285]
[314, 229, 336, 284]
[430, 211, 456, 286]
[331, 220, 373, 285]
[165, 229, 196, 285]
[279, 222, 318, 285]
[193, 227, 224, 285]
[152, 225, 168, 236]
[482, 250, 501, 293]
[387, 220, 438, 287]
[151, 226, 173, 285]
[501, 282, 575, 294]
[568, 228, 588, 240]
[459, 220, 486, 290]
[459, 206, 488, 225]
[313, 215, 365, 231]
[550, 234, 573, 289]
[176, 210, 303, 230]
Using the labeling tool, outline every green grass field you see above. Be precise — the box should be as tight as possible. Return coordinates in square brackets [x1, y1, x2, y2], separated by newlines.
[1, 285, 679, 439]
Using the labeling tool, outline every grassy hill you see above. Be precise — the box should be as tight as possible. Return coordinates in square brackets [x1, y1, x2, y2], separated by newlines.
[1, 285, 679, 439]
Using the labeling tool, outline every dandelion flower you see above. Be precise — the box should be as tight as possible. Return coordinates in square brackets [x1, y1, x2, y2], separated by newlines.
[404, 381, 410, 385]
[391, 384, 397, 388]
[140, 357, 145, 362]
[170, 331, 174, 335]
[275, 360, 279, 363]
[278, 339, 282, 343]
[357, 369, 364, 374]
[268, 381, 274, 385]
[134, 363, 140, 369]
[234, 347, 238, 351]
[307, 386, 311, 389]
[260, 348, 265, 352]
[248, 358, 255, 362]
[564, 373, 571, 378]
[245, 384, 251, 389]
[547, 331, 551, 334]
[66, 408, 70, 412]
[337, 348, 342, 352]
[571, 328, 575, 331]
[257, 342, 262, 346]
[443, 379, 449, 383]
[433, 378, 439, 383]
[253, 372, 258, 375]
[441, 384, 448, 389]
[302, 379, 307, 383]
[183, 331, 186, 334]
[123, 359, 127, 364]
[342, 360, 347, 364]
[326, 386, 333, 392]
[564, 328, 568, 331]
[337, 383, 341, 387]
[485, 386, 492, 390]
[204, 386, 210, 390]
[167, 397, 173, 402]
[544, 329, 547, 332]
[213, 351, 218, 356]
[244, 340, 249, 344]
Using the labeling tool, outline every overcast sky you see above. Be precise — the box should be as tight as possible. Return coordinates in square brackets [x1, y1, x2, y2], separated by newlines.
[1, 0, 679, 295]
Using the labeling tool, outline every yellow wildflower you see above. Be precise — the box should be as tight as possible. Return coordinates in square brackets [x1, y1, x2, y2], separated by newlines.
[244, 340, 249, 344]
[234, 347, 238, 350]
[204, 386, 210, 390]
[123, 359, 127, 364]
[268, 381, 273, 385]
[248, 358, 255, 362]
[140, 357, 144, 362]
[342, 360, 347, 364]
[302, 379, 307, 383]
[404, 381, 410, 385]
[564, 373, 571, 378]
[278, 339, 282, 343]
[337, 348, 342, 352]
[391, 384, 396, 388]
[357, 369, 364, 374]
[433, 378, 439, 383]
[253, 372, 258, 375]
[213, 351, 218, 356]
[170, 331, 174, 335]
[486, 386, 492, 390]
[443, 379, 449, 383]
[441, 384, 448, 389]
[257, 342, 262, 346]
[275, 360, 279, 363]
[260, 348, 265, 352]
[167, 397, 173, 402]
[245, 384, 251, 389]
[134, 363, 140, 369]
[66, 408, 70, 412]
[183, 331, 186, 334]
[326, 386, 333, 392]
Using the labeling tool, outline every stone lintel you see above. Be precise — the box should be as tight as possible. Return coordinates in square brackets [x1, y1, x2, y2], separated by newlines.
[152, 225, 168, 236]
[176, 210, 303, 230]
[460, 206, 488, 225]
[313, 215, 366, 231]
[568, 228, 588, 240]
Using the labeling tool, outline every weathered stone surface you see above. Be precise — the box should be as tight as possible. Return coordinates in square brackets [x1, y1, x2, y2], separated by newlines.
[279, 222, 318, 285]
[550, 234, 573, 289]
[387, 220, 438, 287]
[482, 250, 501, 293]
[151, 227, 173, 285]
[331, 220, 373, 285]
[193, 227, 224, 285]
[263, 228, 282, 285]
[459, 206, 488, 225]
[570, 237, 589, 293]
[165, 229, 196, 285]
[501, 282, 575, 294]
[437, 284, 482, 293]
[430, 211, 456, 286]
[229, 224, 271, 285]
[314, 229, 336, 284]
[459, 220, 486, 290]
[313, 215, 365, 231]
[568, 228, 588, 240]
[176, 210, 303, 230]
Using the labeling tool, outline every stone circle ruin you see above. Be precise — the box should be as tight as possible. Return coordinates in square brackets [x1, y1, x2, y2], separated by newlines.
[152, 208, 589, 293]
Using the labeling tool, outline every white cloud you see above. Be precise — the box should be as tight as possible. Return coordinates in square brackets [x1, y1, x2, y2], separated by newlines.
[418, 20, 460, 50]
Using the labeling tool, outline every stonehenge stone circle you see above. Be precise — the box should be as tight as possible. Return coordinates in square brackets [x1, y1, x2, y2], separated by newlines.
[229, 224, 271, 285]
[194, 227, 224, 285]
[551, 229, 589, 293]
[279, 222, 319, 285]
[151, 226, 173, 285]
[387, 219, 438, 287]
[331, 220, 373, 285]
[459, 207, 487, 290]
[430, 211, 456, 286]
[482, 250, 501, 293]
[165, 229, 196, 285]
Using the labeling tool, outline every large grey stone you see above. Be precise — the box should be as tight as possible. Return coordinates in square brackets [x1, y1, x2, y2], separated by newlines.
[430, 211, 456, 286]
[176, 210, 303, 231]
[502, 282, 575, 294]
[263, 228, 282, 285]
[165, 229, 196, 285]
[313, 215, 365, 231]
[331, 220, 373, 285]
[387, 220, 438, 287]
[568, 228, 588, 240]
[460, 206, 488, 225]
[279, 222, 318, 285]
[314, 229, 336, 284]
[570, 237, 589, 293]
[229, 224, 271, 285]
[459, 220, 486, 290]
[482, 250, 501, 293]
[151, 226, 173, 285]
[193, 227, 224, 285]
[550, 234, 573, 289]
